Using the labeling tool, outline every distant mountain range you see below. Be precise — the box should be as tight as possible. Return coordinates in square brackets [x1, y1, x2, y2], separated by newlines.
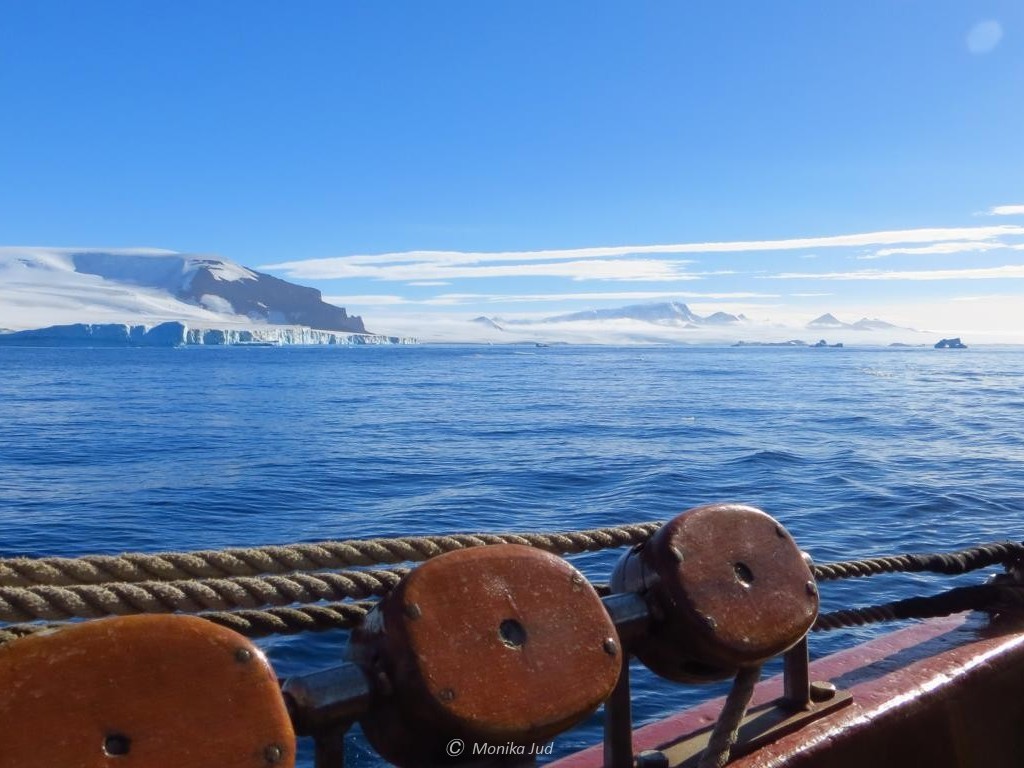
[807, 313, 911, 332]
[544, 301, 746, 326]
[467, 302, 919, 345]
[0, 247, 366, 333]
[478, 301, 910, 332]
[481, 301, 748, 330]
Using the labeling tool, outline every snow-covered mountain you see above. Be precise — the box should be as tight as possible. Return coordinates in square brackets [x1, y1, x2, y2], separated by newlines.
[0, 247, 365, 333]
[471, 316, 504, 331]
[543, 301, 705, 325]
[807, 313, 846, 329]
[807, 313, 911, 332]
[539, 301, 740, 326]
[849, 317, 904, 331]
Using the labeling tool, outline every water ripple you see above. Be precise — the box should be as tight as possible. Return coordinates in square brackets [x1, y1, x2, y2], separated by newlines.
[1, 344, 1023, 765]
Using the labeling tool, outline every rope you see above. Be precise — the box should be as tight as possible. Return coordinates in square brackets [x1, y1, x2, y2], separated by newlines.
[6, 582, 1020, 646]
[4, 527, 1018, 590]
[697, 665, 762, 768]
[2, 527, 1020, 644]
[813, 583, 1024, 632]
[0, 600, 376, 646]
[200, 601, 374, 637]
[0, 568, 408, 623]
[812, 541, 1024, 582]
[0, 523, 662, 587]
[0, 623, 49, 645]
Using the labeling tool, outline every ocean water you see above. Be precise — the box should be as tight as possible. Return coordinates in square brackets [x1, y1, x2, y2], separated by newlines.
[2, 344, 1023, 765]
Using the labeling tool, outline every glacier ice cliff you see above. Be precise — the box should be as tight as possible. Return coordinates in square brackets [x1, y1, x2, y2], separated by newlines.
[0, 322, 415, 347]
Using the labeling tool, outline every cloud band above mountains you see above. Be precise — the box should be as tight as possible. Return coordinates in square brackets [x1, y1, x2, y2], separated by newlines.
[261, 224, 1024, 284]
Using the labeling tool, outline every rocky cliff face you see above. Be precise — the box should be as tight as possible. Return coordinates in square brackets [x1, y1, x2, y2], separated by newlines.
[183, 267, 366, 332]
[63, 251, 367, 333]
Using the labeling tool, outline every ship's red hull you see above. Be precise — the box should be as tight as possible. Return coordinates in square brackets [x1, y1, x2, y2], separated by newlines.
[552, 614, 1024, 768]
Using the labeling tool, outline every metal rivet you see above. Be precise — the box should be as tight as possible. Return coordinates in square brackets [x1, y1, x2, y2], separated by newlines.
[636, 750, 669, 768]
[809, 680, 837, 702]
[234, 647, 253, 663]
[404, 602, 422, 620]
[263, 744, 284, 764]
[439, 688, 456, 702]
[602, 637, 618, 656]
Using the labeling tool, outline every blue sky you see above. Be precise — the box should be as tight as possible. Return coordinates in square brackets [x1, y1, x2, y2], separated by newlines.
[1, 2, 1022, 337]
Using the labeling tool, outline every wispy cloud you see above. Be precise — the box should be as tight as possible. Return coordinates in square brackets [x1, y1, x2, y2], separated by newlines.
[766, 264, 1024, 281]
[464, 290, 776, 303]
[986, 204, 1024, 216]
[283, 216, 1024, 339]
[274, 257, 698, 282]
[326, 294, 410, 305]
[863, 241, 1007, 259]
[260, 224, 1024, 280]
[328, 290, 779, 307]
[950, 293, 1020, 302]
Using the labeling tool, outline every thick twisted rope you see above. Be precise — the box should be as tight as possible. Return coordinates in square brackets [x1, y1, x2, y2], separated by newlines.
[0, 568, 408, 623]
[4, 573, 1022, 648]
[0, 600, 377, 646]
[697, 665, 762, 768]
[4, 528, 1021, 647]
[812, 541, 1024, 582]
[5, 528, 1018, 589]
[0, 523, 662, 587]
[813, 583, 1024, 632]
[201, 601, 374, 637]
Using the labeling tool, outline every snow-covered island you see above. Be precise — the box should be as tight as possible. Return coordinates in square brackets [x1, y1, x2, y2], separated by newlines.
[0, 248, 414, 347]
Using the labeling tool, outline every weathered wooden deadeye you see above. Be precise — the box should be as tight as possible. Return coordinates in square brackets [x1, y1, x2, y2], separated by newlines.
[1, 503, 1022, 767]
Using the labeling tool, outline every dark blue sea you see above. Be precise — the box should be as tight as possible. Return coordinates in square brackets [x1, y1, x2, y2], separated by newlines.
[2, 344, 1023, 765]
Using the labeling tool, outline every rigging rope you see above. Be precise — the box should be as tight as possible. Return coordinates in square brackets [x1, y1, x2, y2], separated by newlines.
[1, 526, 1021, 646]
[0, 600, 377, 646]
[697, 665, 762, 768]
[0, 523, 662, 587]
[3, 526, 1018, 590]
[813, 583, 1024, 632]
[811, 541, 1024, 581]
[0, 568, 408, 623]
